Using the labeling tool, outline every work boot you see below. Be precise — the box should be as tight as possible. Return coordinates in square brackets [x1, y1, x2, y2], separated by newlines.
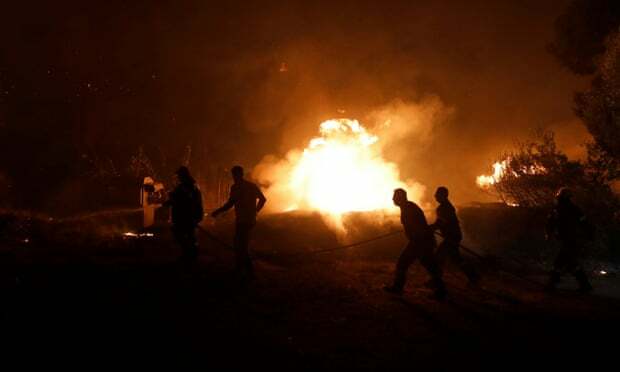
[383, 285, 404, 296]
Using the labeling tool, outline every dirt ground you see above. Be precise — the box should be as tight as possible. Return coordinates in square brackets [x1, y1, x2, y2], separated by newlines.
[2, 212, 619, 369]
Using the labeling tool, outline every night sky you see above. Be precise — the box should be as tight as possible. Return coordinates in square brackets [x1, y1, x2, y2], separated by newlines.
[0, 0, 587, 211]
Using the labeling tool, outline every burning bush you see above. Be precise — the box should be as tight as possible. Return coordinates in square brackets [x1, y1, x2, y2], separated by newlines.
[477, 130, 585, 207]
[477, 129, 620, 261]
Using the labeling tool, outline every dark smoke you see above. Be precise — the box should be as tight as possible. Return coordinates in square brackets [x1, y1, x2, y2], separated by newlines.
[0, 0, 586, 211]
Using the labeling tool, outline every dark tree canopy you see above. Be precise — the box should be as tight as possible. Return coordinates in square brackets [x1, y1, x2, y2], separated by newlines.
[550, 1, 620, 182]
[575, 31, 620, 180]
[549, 0, 620, 75]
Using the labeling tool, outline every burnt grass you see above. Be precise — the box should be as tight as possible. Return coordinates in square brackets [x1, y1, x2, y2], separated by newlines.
[1, 209, 619, 370]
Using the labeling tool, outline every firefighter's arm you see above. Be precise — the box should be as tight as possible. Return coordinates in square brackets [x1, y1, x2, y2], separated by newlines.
[211, 188, 236, 217]
[404, 227, 415, 241]
[211, 198, 234, 217]
[162, 191, 174, 208]
[256, 187, 267, 213]
[430, 209, 446, 231]
[430, 215, 446, 231]
[196, 190, 204, 220]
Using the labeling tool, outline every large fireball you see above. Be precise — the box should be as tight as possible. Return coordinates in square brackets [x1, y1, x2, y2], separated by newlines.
[253, 118, 423, 217]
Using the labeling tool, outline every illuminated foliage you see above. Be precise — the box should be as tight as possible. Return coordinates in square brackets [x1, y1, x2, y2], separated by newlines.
[479, 130, 584, 207]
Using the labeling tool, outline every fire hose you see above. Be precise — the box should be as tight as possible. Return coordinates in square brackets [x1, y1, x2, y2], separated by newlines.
[197, 225, 544, 288]
[305, 230, 403, 255]
[197, 225, 234, 250]
[197, 225, 402, 255]
[200, 224, 479, 260]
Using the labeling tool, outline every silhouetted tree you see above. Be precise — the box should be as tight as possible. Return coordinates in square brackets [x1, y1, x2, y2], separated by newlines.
[483, 130, 619, 257]
[549, 0, 620, 75]
[129, 146, 156, 181]
[486, 130, 585, 208]
[550, 1, 620, 182]
[575, 31, 620, 181]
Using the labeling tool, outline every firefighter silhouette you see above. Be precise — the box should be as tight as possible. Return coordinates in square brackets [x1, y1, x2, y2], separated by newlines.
[384, 188, 447, 300]
[430, 186, 480, 285]
[164, 166, 203, 262]
[545, 187, 593, 293]
[211, 165, 266, 278]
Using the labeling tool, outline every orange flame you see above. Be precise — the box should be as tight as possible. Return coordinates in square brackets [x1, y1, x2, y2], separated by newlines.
[254, 118, 424, 220]
[476, 158, 547, 188]
[476, 160, 509, 188]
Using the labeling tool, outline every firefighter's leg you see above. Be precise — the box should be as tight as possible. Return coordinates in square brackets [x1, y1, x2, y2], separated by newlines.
[546, 244, 570, 291]
[435, 239, 450, 267]
[545, 270, 562, 292]
[232, 224, 245, 271]
[243, 225, 255, 275]
[420, 244, 447, 299]
[172, 225, 189, 261]
[392, 243, 418, 291]
[564, 241, 593, 292]
[233, 223, 254, 276]
[448, 240, 480, 284]
[574, 269, 593, 292]
[186, 226, 198, 261]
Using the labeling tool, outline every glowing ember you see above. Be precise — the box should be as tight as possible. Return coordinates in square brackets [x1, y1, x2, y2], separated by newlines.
[123, 232, 155, 238]
[256, 118, 420, 216]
